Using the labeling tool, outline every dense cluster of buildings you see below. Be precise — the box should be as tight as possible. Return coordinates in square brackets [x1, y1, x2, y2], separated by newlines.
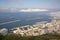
[12, 20, 60, 36]
[0, 20, 60, 36]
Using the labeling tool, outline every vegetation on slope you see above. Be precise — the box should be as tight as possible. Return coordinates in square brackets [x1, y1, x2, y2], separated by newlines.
[0, 34, 60, 40]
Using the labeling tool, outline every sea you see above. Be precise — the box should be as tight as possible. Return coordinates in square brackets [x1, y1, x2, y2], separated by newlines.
[0, 12, 52, 29]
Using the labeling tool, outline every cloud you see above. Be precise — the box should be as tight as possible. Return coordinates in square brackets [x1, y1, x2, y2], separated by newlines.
[19, 8, 48, 12]
[50, 11, 60, 19]
[0, 8, 48, 12]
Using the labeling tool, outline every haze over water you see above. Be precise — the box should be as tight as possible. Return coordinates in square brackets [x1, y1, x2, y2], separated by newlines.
[0, 12, 52, 29]
[0, 0, 60, 29]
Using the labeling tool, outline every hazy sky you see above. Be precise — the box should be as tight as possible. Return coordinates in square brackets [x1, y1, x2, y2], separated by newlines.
[0, 0, 60, 9]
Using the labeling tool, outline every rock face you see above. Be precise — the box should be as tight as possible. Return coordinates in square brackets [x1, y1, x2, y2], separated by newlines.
[0, 28, 8, 35]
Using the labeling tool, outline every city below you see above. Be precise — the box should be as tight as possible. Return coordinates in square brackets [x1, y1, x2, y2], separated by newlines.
[0, 19, 60, 36]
